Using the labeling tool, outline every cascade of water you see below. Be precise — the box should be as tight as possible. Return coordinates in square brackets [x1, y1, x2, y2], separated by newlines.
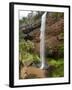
[40, 12, 48, 69]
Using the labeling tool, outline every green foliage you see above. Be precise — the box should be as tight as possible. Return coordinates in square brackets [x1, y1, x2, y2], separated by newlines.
[19, 40, 34, 52]
[48, 58, 63, 67]
[48, 58, 64, 77]
[52, 12, 64, 21]
[19, 39, 40, 64]
[58, 44, 64, 56]
[19, 17, 28, 25]
[19, 31, 24, 40]
[19, 11, 44, 26]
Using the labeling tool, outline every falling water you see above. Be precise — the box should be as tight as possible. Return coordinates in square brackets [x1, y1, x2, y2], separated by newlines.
[40, 12, 48, 69]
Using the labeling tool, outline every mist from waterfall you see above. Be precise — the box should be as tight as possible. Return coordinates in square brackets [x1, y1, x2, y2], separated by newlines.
[40, 12, 47, 69]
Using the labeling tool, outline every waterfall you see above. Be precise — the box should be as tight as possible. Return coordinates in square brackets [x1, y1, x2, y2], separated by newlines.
[40, 12, 48, 69]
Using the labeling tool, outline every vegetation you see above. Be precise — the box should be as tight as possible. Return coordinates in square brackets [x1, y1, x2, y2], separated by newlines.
[19, 39, 64, 77]
[48, 58, 64, 77]
[51, 12, 64, 21]
[19, 11, 64, 78]
[19, 11, 44, 26]
[19, 39, 40, 64]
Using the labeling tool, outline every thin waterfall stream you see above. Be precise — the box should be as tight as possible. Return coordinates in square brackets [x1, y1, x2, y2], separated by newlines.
[40, 12, 48, 69]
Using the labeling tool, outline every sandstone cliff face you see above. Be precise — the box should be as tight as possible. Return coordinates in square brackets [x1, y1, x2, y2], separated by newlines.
[27, 13, 64, 58]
